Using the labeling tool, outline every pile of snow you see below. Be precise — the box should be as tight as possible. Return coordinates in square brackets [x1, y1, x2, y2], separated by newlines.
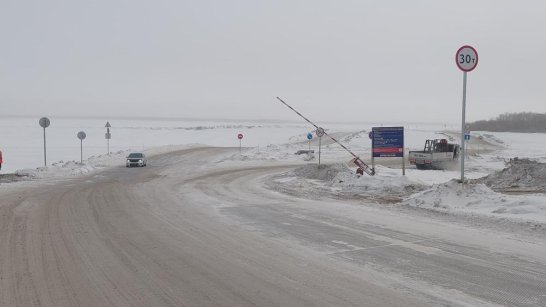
[330, 165, 425, 196]
[240, 144, 296, 161]
[405, 180, 504, 210]
[403, 179, 546, 224]
[293, 163, 348, 182]
[215, 144, 316, 164]
[268, 163, 426, 203]
[4, 144, 200, 183]
[477, 158, 546, 192]
[0, 173, 28, 184]
[13, 150, 132, 179]
[480, 133, 505, 145]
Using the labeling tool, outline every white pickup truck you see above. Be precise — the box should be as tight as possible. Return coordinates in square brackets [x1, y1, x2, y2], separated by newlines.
[409, 139, 460, 170]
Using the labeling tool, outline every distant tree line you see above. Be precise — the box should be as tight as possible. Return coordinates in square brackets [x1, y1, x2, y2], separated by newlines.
[469, 112, 546, 132]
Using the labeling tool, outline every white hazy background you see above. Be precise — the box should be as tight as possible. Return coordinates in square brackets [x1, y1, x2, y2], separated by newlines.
[1, 0, 546, 123]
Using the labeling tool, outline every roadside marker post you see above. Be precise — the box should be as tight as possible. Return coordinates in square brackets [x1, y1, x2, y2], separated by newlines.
[77, 131, 86, 164]
[456, 45, 478, 183]
[105, 121, 112, 154]
[39, 117, 51, 166]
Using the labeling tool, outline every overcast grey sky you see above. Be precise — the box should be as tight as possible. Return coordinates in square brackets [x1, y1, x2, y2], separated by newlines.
[1, 0, 545, 123]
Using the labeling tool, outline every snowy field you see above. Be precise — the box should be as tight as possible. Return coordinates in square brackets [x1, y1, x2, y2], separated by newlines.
[1, 116, 546, 226]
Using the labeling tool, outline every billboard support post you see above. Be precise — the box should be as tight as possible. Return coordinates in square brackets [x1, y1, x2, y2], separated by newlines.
[402, 130, 406, 176]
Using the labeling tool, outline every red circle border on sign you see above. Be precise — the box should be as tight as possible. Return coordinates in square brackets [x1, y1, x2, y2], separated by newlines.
[455, 45, 479, 72]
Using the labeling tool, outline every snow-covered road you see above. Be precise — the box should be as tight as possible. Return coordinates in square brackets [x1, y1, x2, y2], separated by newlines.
[1, 147, 546, 306]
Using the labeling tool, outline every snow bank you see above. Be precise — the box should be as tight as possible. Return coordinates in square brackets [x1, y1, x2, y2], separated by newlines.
[13, 150, 132, 179]
[3, 144, 200, 183]
[403, 180, 546, 224]
[0, 173, 28, 184]
[293, 163, 348, 181]
[268, 163, 426, 203]
[477, 158, 546, 192]
[214, 144, 317, 165]
[330, 165, 426, 196]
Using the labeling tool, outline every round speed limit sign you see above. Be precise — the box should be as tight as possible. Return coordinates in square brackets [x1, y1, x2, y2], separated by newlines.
[316, 127, 325, 137]
[456, 45, 478, 72]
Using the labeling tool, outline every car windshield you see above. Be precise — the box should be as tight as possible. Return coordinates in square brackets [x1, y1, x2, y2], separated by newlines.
[128, 153, 143, 158]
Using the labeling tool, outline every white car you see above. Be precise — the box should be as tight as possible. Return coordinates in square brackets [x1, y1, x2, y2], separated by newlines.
[126, 152, 147, 167]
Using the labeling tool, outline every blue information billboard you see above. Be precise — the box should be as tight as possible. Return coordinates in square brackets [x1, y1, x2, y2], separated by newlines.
[372, 126, 404, 158]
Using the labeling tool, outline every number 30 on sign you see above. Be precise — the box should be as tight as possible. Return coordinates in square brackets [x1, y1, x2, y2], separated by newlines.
[456, 45, 478, 72]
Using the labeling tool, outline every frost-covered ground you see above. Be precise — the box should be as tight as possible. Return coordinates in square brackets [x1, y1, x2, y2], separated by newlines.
[1, 116, 546, 225]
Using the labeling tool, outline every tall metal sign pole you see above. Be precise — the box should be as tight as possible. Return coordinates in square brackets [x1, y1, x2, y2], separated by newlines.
[307, 132, 313, 151]
[316, 127, 325, 166]
[39, 117, 50, 166]
[455, 45, 478, 183]
[238, 133, 243, 154]
[77, 131, 86, 164]
[105, 121, 112, 154]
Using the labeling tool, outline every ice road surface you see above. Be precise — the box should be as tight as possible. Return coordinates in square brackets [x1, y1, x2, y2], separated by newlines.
[1, 116, 546, 226]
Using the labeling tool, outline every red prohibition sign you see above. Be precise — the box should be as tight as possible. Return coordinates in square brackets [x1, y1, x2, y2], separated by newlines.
[237, 133, 243, 140]
[456, 45, 478, 72]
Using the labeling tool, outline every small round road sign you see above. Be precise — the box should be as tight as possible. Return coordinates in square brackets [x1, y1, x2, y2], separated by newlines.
[456, 45, 478, 72]
[237, 133, 243, 140]
[307, 132, 313, 140]
[39, 117, 50, 128]
[316, 127, 325, 137]
[77, 131, 86, 140]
